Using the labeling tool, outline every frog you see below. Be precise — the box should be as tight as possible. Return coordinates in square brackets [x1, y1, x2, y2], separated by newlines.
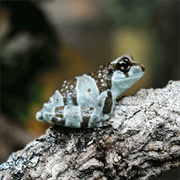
[36, 55, 145, 128]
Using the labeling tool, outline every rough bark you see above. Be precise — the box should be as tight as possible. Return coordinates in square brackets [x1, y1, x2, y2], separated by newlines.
[0, 81, 179, 180]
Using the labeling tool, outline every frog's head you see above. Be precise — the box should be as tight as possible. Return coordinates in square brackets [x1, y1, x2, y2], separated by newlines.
[110, 55, 145, 99]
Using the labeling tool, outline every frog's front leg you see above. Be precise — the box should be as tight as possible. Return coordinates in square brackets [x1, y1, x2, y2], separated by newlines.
[87, 90, 115, 128]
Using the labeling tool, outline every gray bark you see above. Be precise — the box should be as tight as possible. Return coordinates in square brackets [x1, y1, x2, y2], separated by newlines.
[0, 81, 179, 180]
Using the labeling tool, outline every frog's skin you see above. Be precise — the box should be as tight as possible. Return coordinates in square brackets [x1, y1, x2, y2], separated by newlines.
[36, 55, 145, 128]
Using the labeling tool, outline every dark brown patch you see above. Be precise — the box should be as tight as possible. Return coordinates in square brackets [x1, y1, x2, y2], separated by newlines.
[90, 107, 94, 111]
[124, 72, 129, 77]
[81, 116, 89, 128]
[80, 107, 94, 128]
[58, 78, 78, 105]
[103, 91, 113, 114]
[71, 96, 78, 105]
[63, 98, 67, 105]
[55, 107, 64, 118]
[107, 79, 112, 89]
[51, 117, 66, 126]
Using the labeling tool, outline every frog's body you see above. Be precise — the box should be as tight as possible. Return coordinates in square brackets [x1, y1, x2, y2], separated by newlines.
[36, 55, 145, 128]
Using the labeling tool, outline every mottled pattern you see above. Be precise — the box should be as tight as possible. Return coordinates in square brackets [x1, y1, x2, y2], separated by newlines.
[36, 55, 145, 128]
[59, 78, 78, 105]
[89, 63, 114, 93]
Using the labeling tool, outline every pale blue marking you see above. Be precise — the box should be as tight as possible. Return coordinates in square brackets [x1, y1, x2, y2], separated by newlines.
[76, 74, 99, 107]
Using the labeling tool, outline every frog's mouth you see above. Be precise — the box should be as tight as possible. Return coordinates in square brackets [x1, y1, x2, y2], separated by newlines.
[122, 72, 144, 79]
[114, 72, 145, 80]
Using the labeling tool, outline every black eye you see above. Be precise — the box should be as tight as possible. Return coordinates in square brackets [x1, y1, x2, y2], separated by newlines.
[117, 57, 131, 73]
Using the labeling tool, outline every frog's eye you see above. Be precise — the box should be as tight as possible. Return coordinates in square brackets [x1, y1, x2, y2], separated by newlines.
[117, 57, 131, 73]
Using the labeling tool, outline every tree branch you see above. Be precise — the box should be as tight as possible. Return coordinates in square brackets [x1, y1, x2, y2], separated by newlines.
[0, 81, 180, 179]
